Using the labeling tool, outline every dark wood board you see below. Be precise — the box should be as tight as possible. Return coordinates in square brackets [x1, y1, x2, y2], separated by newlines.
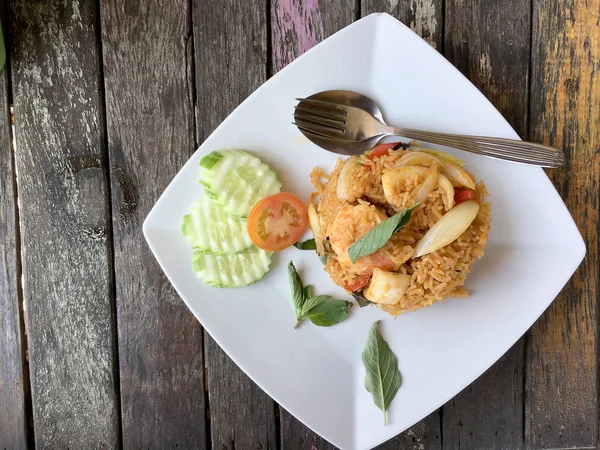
[192, 0, 277, 448]
[0, 44, 28, 450]
[442, 1, 530, 448]
[99, 0, 206, 447]
[362, 0, 442, 51]
[9, 0, 119, 447]
[526, 0, 599, 448]
[270, 1, 355, 448]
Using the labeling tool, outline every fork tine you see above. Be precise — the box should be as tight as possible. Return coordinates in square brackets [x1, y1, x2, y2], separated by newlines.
[294, 109, 346, 130]
[293, 117, 344, 136]
[294, 105, 347, 122]
[296, 98, 348, 115]
[293, 122, 345, 140]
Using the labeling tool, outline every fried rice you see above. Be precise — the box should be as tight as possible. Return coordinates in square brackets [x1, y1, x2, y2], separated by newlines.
[309, 145, 491, 316]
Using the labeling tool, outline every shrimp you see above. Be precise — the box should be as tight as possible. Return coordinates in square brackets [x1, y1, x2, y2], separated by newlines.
[327, 204, 396, 275]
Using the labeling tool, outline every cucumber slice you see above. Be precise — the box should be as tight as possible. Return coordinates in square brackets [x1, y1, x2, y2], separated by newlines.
[182, 198, 253, 255]
[191, 246, 272, 287]
[199, 149, 281, 216]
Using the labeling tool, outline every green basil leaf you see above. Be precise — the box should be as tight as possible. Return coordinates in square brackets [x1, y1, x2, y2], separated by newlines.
[294, 238, 317, 250]
[300, 295, 351, 327]
[352, 291, 372, 308]
[288, 261, 304, 322]
[361, 321, 401, 425]
[303, 285, 313, 300]
[348, 204, 420, 263]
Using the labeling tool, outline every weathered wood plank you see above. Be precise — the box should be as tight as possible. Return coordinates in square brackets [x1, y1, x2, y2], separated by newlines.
[357, 2, 444, 448]
[362, 0, 442, 50]
[526, 0, 599, 448]
[270, 1, 355, 448]
[193, 1, 277, 448]
[10, 0, 119, 447]
[441, 1, 530, 448]
[99, 0, 206, 447]
[0, 45, 28, 449]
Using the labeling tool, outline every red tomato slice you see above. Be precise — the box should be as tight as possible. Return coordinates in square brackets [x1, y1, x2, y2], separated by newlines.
[367, 143, 398, 161]
[247, 193, 309, 251]
[343, 274, 371, 292]
[454, 188, 475, 205]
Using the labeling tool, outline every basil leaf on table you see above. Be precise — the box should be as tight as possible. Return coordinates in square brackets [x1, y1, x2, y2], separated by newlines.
[294, 238, 317, 250]
[299, 295, 352, 327]
[348, 204, 420, 263]
[361, 320, 401, 425]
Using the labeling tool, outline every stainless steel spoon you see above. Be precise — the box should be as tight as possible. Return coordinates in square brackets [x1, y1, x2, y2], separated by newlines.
[294, 90, 565, 167]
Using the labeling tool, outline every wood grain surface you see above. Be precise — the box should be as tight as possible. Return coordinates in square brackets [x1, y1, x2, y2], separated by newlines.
[362, 0, 442, 50]
[2, 0, 599, 448]
[10, 0, 120, 447]
[99, 0, 206, 447]
[526, 0, 599, 448]
[442, 1, 530, 448]
[193, 1, 277, 448]
[0, 45, 27, 449]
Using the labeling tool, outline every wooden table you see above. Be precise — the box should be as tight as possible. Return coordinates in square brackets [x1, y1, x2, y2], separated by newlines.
[1, 1, 598, 449]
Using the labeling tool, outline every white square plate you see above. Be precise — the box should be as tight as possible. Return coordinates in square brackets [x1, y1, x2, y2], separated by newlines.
[143, 13, 585, 450]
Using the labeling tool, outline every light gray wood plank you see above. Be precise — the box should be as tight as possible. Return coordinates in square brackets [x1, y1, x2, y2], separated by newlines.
[10, 0, 119, 447]
[99, 0, 207, 447]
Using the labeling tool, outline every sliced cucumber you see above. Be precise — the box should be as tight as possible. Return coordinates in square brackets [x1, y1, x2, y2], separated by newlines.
[182, 198, 253, 255]
[191, 246, 272, 287]
[199, 149, 281, 216]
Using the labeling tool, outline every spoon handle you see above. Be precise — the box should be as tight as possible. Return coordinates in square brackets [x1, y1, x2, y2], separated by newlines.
[388, 127, 565, 168]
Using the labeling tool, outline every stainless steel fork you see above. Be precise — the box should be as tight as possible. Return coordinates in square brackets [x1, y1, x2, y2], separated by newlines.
[294, 96, 565, 168]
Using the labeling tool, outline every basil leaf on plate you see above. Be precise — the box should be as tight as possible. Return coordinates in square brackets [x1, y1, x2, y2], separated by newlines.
[294, 238, 317, 250]
[299, 295, 351, 327]
[288, 261, 305, 319]
[349, 204, 420, 263]
[362, 320, 401, 425]
[303, 284, 314, 300]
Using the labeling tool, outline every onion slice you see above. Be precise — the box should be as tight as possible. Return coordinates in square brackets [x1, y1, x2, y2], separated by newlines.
[336, 158, 353, 200]
[437, 174, 455, 210]
[414, 200, 480, 257]
[396, 151, 475, 189]
[414, 164, 439, 203]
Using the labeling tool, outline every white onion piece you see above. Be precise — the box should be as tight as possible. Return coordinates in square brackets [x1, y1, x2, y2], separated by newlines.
[381, 166, 428, 205]
[396, 151, 475, 189]
[396, 152, 444, 167]
[336, 158, 353, 200]
[442, 160, 475, 189]
[307, 201, 325, 255]
[413, 164, 439, 203]
[363, 268, 411, 305]
[437, 174, 455, 210]
[414, 200, 480, 257]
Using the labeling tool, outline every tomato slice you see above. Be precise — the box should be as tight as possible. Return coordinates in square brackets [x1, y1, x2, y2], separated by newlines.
[367, 143, 398, 161]
[343, 274, 371, 292]
[454, 188, 475, 205]
[247, 193, 309, 251]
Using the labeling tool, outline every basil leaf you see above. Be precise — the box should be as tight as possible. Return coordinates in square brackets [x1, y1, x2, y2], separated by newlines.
[303, 285, 313, 300]
[299, 295, 352, 327]
[294, 238, 317, 250]
[319, 255, 328, 265]
[361, 321, 401, 425]
[288, 261, 305, 325]
[352, 291, 372, 308]
[348, 204, 420, 263]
